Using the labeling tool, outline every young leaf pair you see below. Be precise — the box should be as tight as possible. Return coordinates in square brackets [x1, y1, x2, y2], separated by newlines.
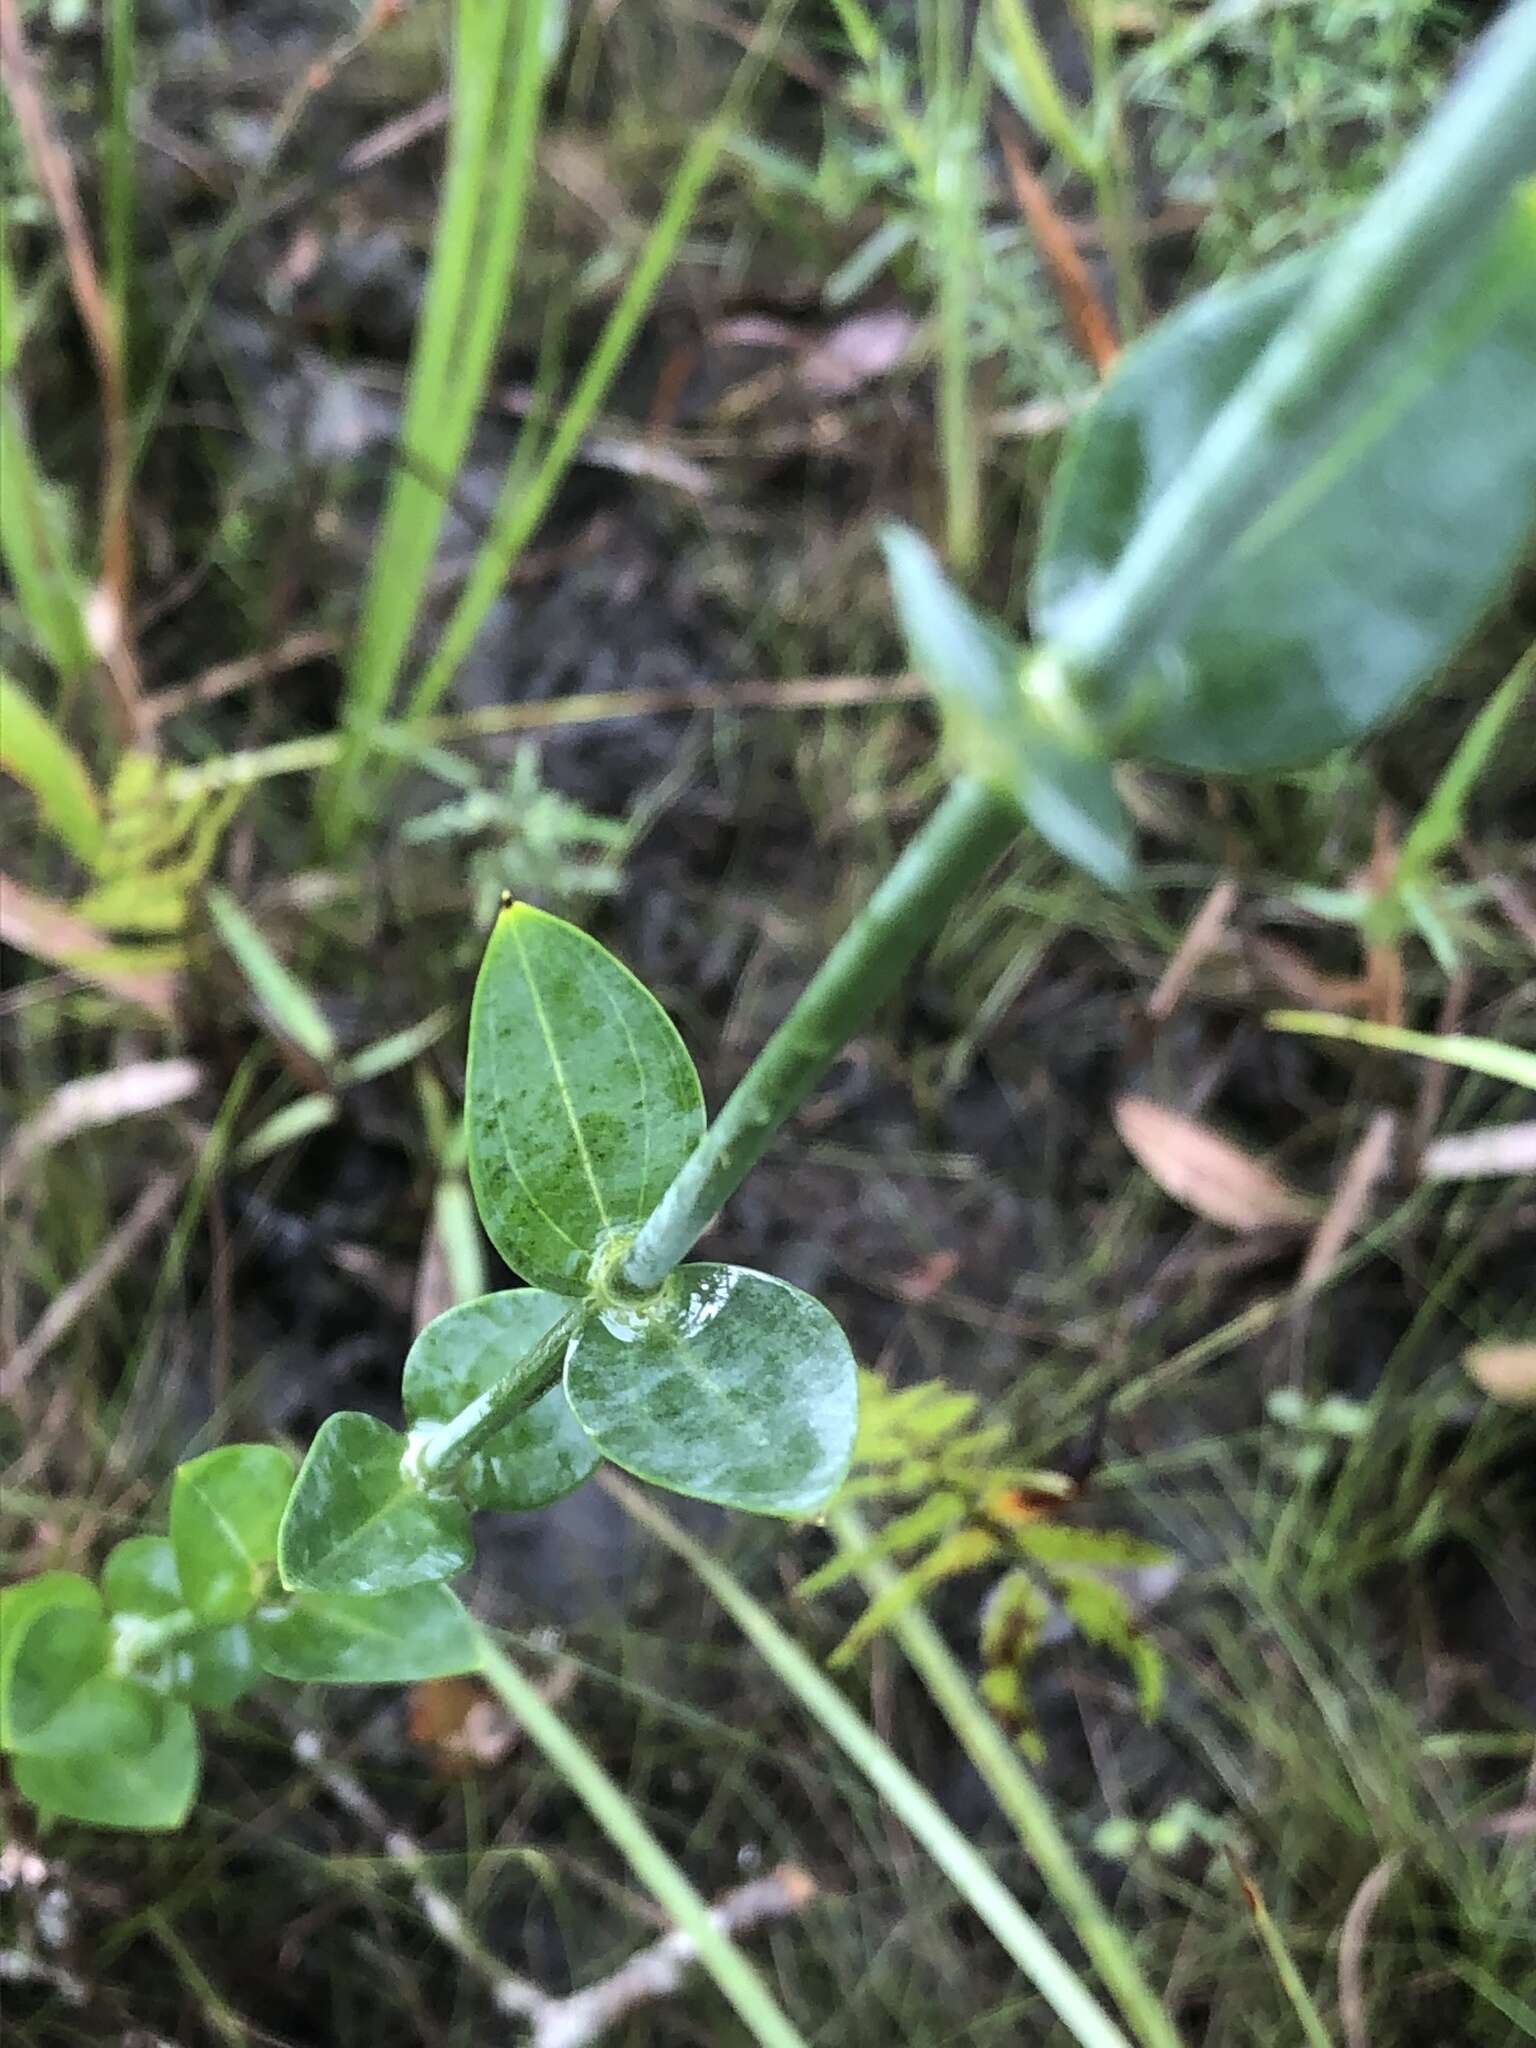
[885, 180, 1536, 889]
[0, 1448, 475, 1830]
[278, 904, 861, 1600]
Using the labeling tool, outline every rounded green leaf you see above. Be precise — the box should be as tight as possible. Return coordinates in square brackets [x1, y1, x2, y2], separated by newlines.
[565, 1264, 858, 1517]
[1, 1575, 98, 1750]
[101, 1535, 182, 1618]
[466, 903, 705, 1293]
[880, 524, 1133, 890]
[12, 1701, 199, 1831]
[277, 1411, 473, 1596]
[251, 1584, 479, 1684]
[3, 1576, 163, 1760]
[403, 1290, 600, 1511]
[1033, 194, 1536, 772]
[172, 1444, 295, 1622]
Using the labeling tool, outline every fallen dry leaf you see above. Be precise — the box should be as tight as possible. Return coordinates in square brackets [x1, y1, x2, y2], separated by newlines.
[0, 873, 178, 1018]
[1114, 1096, 1316, 1232]
[1420, 1120, 1536, 1181]
[1464, 1343, 1536, 1405]
[796, 310, 916, 396]
[3, 1058, 203, 1182]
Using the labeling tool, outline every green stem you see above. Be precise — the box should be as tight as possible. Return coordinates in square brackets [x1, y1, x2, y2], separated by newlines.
[829, 1505, 1182, 2048]
[474, 1627, 811, 2048]
[411, 1306, 586, 1486]
[621, 777, 1019, 1293]
[112, 1607, 205, 1669]
[1057, 0, 1536, 709]
[609, 1476, 1138, 2048]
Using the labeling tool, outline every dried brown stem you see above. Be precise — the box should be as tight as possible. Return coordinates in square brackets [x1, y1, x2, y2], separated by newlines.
[292, 1718, 817, 2048]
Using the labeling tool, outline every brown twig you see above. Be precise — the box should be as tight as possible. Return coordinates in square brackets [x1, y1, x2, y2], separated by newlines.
[291, 1715, 818, 2047]
[996, 120, 1119, 377]
[144, 630, 340, 724]
[1338, 1807, 1536, 2048]
[0, 0, 145, 742]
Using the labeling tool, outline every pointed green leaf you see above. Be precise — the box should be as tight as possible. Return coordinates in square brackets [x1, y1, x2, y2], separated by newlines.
[1012, 1525, 1170, 1573]
[403, 1290, 599, 1511]
[880, 525, 1133, 889]
[1034, 190, 1536, 771]
[101, 1535, 183, 1618]
[466, 903, 705, 1293]
[207, 886, 337, 1064]
[0, 670, 103, 865]
[798, 1492, 967, 1600]
[829, 1527, 999, 1666]
[12, 1702, 199, 1830]
[2, 1575, 99, 1749]
[1056, 1572, 1165, 1722]
[565, 1264, 859, 1517]
[277, 1412, 473, 1596]
[251, 1584, 479, 1684]
[172, 1444, 295, 1622]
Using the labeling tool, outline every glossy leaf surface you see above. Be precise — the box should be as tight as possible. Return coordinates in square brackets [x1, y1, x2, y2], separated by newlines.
[466, 903, 705, 1292]
[252, 1584, 479, 1683]
[403, 1289, 599, 1511]
[1034, 193, 1536, 771]
[565, 1264, 858, 1516]
[12, 1702, 199, 1830]
[881, 525, 1133, 889]
[172, 1444, 295, 1622]
[277, 1412, 473, 1596]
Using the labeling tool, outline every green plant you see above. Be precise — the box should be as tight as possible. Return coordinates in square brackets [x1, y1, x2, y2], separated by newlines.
[8, 11, 1536, 2046]
[803, 1371, 1167, 1747]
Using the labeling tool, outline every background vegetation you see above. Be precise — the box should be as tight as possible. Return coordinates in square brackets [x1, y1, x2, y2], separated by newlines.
[2, 1, 1532, 2042]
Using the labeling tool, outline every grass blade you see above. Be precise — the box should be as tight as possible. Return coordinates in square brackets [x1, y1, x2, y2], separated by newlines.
[473, 1628, 812, 2048]
[206, 888, 336, 1066]
[324, 0, 554, 849]
[829, 1504, 1183, 2048]
[609, 1475, 1141, 2048]
[1265, 1012, 1536, 1092]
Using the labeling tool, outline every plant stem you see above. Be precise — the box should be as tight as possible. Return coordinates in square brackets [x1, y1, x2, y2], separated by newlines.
[411, 1306, 587, 1486]
[621, 777, 1019, 1293]
[607, 1476, 1136, 2048]
[829, 1505, 1182, 2048]
[1056, 0, 1536, 712]
[474, 1627, 812, 2048]
[112, 1607, 206, 1669]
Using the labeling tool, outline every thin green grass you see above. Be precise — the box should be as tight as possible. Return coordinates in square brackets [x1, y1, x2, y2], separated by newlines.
[323, 0, 555, 850]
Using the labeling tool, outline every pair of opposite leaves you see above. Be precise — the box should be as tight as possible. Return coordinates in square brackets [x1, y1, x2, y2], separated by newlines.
[278, 904, 862, 1598]
[0, 1447, 476, 1828]
[886, 185, 1536, 891]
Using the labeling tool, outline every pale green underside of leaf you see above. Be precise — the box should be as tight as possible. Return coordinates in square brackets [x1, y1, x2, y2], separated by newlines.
[277, 1411, 473, 1596]
[252, 1584, 479, 1683]
[403, 1289, 599, 1510]
[880, 524, 1134, 890]
[466, 904, 705, 1293]
[1034, 190, 1536, 771]
[565, 1263, 859, 1517]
